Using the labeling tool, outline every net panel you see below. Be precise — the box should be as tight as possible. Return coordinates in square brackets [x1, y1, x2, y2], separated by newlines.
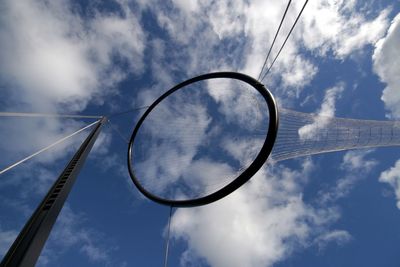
[271, 108, 400, 162]
[131, 77, 271, 202]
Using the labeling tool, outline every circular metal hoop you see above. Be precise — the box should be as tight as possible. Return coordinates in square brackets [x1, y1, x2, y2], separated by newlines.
[127, 72, 279, 207]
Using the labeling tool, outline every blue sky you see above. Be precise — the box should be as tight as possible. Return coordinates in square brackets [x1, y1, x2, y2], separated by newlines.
[1, 0, 400, 266]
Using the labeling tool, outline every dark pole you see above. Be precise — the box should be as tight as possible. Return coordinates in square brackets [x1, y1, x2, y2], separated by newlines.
[1, 117, 107, 267]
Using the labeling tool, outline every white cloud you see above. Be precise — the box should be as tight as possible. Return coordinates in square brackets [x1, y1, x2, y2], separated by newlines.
[0, 227, 18, 258]
[341, 149, 377, 171]
[373, 12, 400, 119]
[242, 1, 318, 90]
[222, 137, 265, 167]
[243, 0, 389, 92]
[0, 118, 89, 166]
[92, 131, 113, 156]
[0, 206, 118, 266]
[298, 83, 344, 140]
[181, 159, 236, 196]
[138, 1, 317, 95]
[38, 205, 117, 266]
[206, 78, 268, 129]
[0, 0, 141, 193]
[171, 160, 344, 267]
[207, 0, 246, 39]
[79, 243, 109, 263]
[132, 76, 273, 201]
[315, 230, 352, 250]
[301, 1, 390, 58]
[1, 1, 395, 267]
[319, 150, 377, 204]
[120, 3, 394, 266]
[171, 0, 200, 14]
[132, 100, 212, 197]
[0, 0, 145, 113]
[379, 159, 400, 209]
[140, 0, 390, 105]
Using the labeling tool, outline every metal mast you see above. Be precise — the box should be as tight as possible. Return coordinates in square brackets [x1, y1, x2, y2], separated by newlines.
[1, 117, 107, 267]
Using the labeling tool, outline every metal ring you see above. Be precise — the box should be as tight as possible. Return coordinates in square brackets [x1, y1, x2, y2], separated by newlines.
[127, 72, 279, 207]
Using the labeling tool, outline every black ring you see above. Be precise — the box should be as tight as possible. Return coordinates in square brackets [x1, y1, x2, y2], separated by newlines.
[127, 72, 279, 207]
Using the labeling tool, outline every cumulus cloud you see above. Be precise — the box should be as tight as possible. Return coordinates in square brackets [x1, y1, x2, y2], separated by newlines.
[373, 13, 400, 119]
[0, 0, 142, 199]
[239, 1, 319, 90]
[244, 0, 389, 92]
[0, 2, 136, 262]
[139, 0, 390, 105]
[379, 159, 400, 209]
[136, 0, 316, 96]
[0, 0, 145, 184]
[298, 83, 344, 140]
[125, 3, 394, 266]
[170, 160, 345, 267]
[366, 11, 400, 212]
[0, 0, 145, 113]
[1, 1, 395, 266]
[301, 1, 390, 58]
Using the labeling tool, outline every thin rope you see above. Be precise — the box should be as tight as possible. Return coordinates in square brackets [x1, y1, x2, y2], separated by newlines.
[0, 120, 100, 175]
[0, 112, 102, 119]
[163, 206, 173, 267]
[260, 0, 309, 82]
[107, 106, 150, 119]
[107, 119, 129, 143]
[257, 0, 292, 81]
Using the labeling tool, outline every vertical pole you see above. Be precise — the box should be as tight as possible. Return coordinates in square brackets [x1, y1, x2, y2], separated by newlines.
[1, 117, 107, 267]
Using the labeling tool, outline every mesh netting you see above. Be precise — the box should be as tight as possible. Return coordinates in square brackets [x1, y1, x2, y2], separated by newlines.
[271, 108, 400, 162]
[130, 77, 271, 202]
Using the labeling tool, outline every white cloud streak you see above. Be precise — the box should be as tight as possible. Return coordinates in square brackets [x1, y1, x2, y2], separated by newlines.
[315, 230, 352, 250]
[319, 150, 378, 204]
[298, 83, 344, 140]
[0, 227, 18, 258]
[38, 205, 117, 266]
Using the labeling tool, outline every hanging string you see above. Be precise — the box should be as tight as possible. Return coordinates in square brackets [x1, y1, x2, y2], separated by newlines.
[107, 105, 150, 119]
[107, 119, 130, 143]
[257, 0, 292, 81]
[0, 119, 100, 175]
[163, 206, 173, 267]
[106, 105, 151, 143]
[0, 111, 102, 119]
[260, 0, 309, 82]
